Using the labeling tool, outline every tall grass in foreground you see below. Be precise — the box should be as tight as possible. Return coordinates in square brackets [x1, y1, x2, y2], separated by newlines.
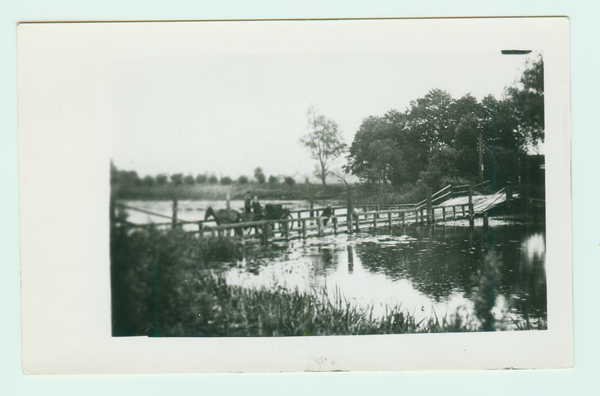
[111, 226, 541, 337]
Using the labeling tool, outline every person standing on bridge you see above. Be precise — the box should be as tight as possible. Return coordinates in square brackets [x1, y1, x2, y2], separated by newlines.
[252, 196, 262, 215]
[321, 204, 333, 226]
[244, 191, 252, 214]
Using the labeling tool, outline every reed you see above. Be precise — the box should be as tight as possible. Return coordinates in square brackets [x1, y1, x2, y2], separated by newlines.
[110, 227, 538, 337]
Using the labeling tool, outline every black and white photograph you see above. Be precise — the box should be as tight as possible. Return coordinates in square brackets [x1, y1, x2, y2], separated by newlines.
[18, 18, 572, 373]
[109, 29, 546, 338]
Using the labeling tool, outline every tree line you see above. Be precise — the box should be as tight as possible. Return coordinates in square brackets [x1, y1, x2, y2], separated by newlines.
[343, 57, 544, 191]
[110, 164, 297, 188]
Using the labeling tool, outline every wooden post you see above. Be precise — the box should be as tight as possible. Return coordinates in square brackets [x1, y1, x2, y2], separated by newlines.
[263, 222, 270, 243]
[284, 219, 289, 240]
[302, 219, 307, 239]
[172, 199, 178, 228]
[483, 212, 489, 230]
[478, 133, 484, 184]
[453, 206, 456, 219]
[226, 192, 230, 210]
[198, 222, 204, 238]
[506, 181, 512, 211]
[420, 208, 425, 225]
[402, 211, 405, 225]
[211, 228, 216, 238]
[347, 193, 354, 235]
[355, 214, 360, 232]
[468, 185, 475, 228]
[388, 212, 392, 229]
[373, 212, 378, 229]
[317, 217, 324, 236]
[427, 188, 433, 224]
[442, 207, 446, 221]
[331, 208, 335, 232]
[461, 205, 465, 217]
[310, 197, 314, 225]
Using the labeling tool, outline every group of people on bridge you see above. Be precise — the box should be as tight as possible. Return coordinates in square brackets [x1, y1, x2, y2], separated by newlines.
[244, 191, 262, 217]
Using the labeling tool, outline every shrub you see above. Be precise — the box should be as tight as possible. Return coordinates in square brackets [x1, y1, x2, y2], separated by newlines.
[220, 176, 233, 185]
[184, 175, 196, 185]
[143, 175, 155, 187]
[208, 175, 218, 184]
[238, 175, 249, 184]
[170, 173, 184, 185]
[196, 174, 208, 184]
[268, 175, 278, 184]
[156, 174, 168, 185]
[284, 176, 296, 187]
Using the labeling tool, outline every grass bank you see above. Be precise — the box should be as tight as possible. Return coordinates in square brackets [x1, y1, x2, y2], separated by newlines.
[112, 182, 347, 202]
[113, 226, 526, 337]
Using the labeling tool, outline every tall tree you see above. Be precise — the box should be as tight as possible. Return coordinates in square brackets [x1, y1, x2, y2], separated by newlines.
[254, 167, 266, 184]
[407, 89, 456, 154]
[504, 56, 545, 152]
[300, 105, 347, 189]
[344, 114, 408, 185]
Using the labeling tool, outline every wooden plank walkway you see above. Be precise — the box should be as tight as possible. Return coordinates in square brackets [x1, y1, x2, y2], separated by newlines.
[114, 180, 520, 244]
[438, 188, 515, 215]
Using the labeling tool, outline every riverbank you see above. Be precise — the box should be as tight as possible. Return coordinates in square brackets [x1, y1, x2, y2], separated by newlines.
[111, 226, 544, 337]
[111, 182, 347, 201]
[111, 226, 464, 337]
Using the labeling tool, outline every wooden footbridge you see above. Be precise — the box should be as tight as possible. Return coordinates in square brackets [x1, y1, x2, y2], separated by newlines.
[115, 180, 519, 243]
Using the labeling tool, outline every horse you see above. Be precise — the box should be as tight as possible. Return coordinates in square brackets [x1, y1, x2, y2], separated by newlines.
[264, 204, 294, 231]
[204, 206, 242, 236]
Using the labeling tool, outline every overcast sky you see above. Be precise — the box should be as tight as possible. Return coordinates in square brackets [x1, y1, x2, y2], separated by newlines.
[111, 50, 537, 181]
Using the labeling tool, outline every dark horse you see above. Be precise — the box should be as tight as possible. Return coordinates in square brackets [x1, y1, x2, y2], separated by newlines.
[264, 204, 294, 230]
[204, 206, 242, 236]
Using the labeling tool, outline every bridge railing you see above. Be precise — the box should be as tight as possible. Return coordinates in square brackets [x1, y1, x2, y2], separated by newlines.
[113, 179, 516, 243]
[451, 180, 490, 198]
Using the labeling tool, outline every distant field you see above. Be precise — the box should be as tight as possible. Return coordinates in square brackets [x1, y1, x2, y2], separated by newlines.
[112, 182, 349, 201]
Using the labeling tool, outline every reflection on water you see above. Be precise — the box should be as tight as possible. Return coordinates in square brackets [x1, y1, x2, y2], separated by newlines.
[224, 224, 547, 331]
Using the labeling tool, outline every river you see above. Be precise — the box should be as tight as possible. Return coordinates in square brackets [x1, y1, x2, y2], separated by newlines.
[122, 200, 546, 331]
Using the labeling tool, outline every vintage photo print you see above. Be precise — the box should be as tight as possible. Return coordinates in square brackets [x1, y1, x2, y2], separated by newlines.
[19, 18, 571, 373]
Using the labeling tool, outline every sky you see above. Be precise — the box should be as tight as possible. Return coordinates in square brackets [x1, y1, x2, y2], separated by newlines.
[111, 50, 537, 181]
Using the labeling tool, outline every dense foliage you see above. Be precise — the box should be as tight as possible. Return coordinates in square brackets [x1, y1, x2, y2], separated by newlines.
[344, 58, 544, 192]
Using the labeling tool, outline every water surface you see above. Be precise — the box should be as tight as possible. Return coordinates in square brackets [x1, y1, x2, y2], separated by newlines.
[122, 199, 546, 331]
[225, 224, 546, 331]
